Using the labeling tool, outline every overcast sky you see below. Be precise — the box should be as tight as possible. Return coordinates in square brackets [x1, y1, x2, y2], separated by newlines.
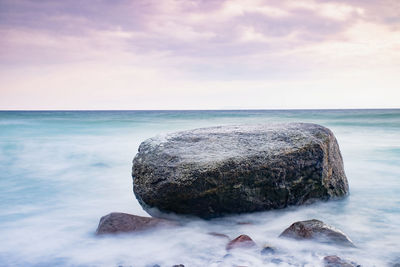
[0, 0, 399, 110]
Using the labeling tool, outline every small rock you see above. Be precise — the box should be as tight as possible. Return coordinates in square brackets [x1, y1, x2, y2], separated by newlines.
[279, 219, 355, 247]
[96, 212, 177, 235]
[226, 234, 256, 250]
[172, 265, 184, 267]
[323, 255, 360, 267]
[260, 245, 276, 255]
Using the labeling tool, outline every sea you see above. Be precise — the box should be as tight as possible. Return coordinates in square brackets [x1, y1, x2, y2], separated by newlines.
[0, 110, 399, 267]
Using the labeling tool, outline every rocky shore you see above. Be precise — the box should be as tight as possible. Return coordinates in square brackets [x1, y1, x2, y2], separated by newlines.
[95, 214, 360, 266]
[95, 123, 364, 266]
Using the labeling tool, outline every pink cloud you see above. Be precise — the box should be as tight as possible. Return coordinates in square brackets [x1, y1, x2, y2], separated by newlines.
[0, 0, 399, 109]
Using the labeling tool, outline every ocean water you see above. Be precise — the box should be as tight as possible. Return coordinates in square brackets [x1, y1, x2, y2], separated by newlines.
[0, 110, 399, 267]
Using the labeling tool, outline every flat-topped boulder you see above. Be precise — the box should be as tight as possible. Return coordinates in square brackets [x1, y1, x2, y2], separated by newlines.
[132, 123, 348, 218]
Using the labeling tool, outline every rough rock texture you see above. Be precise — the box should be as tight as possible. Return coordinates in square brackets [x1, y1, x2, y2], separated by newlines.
[95, 212, 176, 235]
[132, 123, 348, 218]
[226, 234, 256, 250]
[279, 219, 355, 247]
[323, 255, 360, 267]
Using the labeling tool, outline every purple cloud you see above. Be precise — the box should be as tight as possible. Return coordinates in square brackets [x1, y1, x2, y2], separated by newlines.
[0, 0, 399, 108]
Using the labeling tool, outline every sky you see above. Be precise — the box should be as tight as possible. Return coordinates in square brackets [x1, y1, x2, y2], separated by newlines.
[0, 0, 399, 110]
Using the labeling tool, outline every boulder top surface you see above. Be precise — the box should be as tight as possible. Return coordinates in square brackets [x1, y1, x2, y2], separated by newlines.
[136, 123, 334, 164]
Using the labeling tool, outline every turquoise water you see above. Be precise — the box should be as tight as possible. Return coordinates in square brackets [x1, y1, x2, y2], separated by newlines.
[0, 110, 399, 266]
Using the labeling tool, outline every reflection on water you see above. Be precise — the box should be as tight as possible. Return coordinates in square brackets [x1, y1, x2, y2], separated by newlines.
[0, 110, 399, 266]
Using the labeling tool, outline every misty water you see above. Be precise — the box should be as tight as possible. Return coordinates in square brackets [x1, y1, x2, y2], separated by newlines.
[0, 110, 399, 267]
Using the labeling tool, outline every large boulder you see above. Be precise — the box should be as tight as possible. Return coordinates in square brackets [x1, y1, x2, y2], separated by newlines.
[279, 219, 355, 247]
[132, 123, 348, 218]
[96, 212, 176, 235]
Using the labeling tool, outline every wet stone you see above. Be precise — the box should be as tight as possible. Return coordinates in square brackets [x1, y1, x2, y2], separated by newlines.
[323, 255, 360, 267]
[280, 219, 355, 247]
[226, 234, 256, 250]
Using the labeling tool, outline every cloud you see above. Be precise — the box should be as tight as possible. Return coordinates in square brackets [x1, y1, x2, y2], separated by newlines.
[0, 0, 399, 109]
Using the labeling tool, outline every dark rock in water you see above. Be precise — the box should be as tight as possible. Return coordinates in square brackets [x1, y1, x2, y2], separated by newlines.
[95, 212, 176, 235]
[323, 255, 360, 267]
[280, 219, 355, 247]
[132, 123, 348, 218]
[226, 234, 256, 250]
[172, 265, 185, 267]
[260, 245, 276, 255]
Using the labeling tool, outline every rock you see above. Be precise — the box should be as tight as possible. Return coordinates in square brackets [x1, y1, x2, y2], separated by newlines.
[323, 255, 360, 267]
[95, 212, 176, 235]
[132, 123, 348, 218]
[226, 234, 256, 250]
[260, 245, 276, 255]
[279, 219, 355, 247]
[172, 265, 184, 267]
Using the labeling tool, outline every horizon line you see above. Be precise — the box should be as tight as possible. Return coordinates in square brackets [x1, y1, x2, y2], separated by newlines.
[1, 108, 399, 112]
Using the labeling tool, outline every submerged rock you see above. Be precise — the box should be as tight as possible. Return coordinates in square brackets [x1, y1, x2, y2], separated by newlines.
[260, 245, 276, 255]
[132, 123, 348, 218]
[323, 255, 360, 267]
[226, 234, 256, 250]
[95, 212, 176, 235]
[279, 219, 355, 247]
